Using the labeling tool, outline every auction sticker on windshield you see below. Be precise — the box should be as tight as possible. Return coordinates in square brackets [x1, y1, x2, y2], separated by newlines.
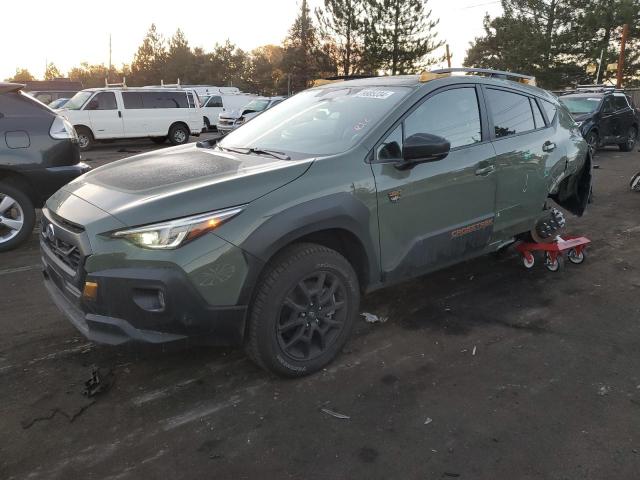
[355, 89, 395, 100]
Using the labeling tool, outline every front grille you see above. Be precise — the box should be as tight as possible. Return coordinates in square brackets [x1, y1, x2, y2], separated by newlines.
[50, 210, 85, 233]
[219, 119, 234, 126]
[43, 234, 81, 272]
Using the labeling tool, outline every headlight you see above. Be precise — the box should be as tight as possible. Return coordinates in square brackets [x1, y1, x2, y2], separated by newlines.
[111, 206, 244, 249]
[50, 115, 78, 141]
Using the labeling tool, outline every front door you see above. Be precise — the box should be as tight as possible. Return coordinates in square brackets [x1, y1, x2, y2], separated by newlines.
[86, 91, 124, 139]
[371, 85, 497, 283]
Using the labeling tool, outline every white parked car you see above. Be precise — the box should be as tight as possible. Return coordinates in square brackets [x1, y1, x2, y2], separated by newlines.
[201, 92, 258, 131]
[216, 96, 285, 134]
[60, 87, 203, 150]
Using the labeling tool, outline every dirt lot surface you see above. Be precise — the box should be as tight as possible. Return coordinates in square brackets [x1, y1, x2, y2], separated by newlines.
[1, 139, 639, 479]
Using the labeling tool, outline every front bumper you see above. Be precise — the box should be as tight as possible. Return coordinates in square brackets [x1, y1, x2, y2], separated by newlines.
[41, 246, 248, 347]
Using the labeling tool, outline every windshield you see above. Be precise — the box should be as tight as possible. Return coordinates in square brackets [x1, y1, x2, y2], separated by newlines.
[243, 99, 270, 113]
[219, 86, 410, 157]
[64, 91, 94, 110]
[559, 96, 601, 115]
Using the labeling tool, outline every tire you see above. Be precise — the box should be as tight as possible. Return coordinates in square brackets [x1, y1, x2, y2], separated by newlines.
[619, 126, 637, 152]
[544, 252, 563, 272]
[0, 182, 36, 252]
[568, 248, 586, 264]
[75, 126, 93, 151]
[168, 124, 190, 146]
[585, 130, 599, 157]
[245, 243, 360, 377]
[151, 136, 167, 144]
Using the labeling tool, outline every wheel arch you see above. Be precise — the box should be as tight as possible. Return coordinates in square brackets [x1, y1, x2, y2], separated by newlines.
[73, 124, 94, 137]
[168, 121, 190, 135]
[0, 169, 39, 206]
[237, 193, 380, 304]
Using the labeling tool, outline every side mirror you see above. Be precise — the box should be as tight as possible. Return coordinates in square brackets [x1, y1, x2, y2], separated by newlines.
[401, 133, 450, 166]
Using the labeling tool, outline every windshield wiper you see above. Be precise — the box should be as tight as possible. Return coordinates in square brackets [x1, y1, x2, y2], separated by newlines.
[247, 148, 290, 160]
[218, 145, 290, 160]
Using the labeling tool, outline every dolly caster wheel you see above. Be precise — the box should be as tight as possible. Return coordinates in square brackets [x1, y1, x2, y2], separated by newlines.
[568, 248, 586, 264]
[522, 252, 535, 269]
[544, 252, 563, 272]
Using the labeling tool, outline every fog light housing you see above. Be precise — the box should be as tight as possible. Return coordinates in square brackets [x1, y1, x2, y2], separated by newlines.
[83, 281, 98, 301]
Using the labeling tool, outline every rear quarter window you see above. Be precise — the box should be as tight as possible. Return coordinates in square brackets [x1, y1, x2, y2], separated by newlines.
[541, 100, 557, 124]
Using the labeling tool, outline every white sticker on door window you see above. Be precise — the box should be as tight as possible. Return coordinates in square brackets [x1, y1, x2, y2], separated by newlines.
[355, 89, 395, 100]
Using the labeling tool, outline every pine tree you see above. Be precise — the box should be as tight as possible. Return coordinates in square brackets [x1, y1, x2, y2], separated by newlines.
[165, 29, 195, 84]
[130, 24, 167, 85]
[315, 0, 365, 75]
[374, 0, 443, 74]
[283, 0, 336, 92]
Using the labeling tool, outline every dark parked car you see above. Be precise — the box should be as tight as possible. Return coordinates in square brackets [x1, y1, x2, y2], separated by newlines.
[0, 83, 90, 251]
[558, 87, 639, 153]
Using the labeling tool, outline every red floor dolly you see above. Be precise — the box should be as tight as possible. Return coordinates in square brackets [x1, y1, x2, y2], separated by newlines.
[515, 236, 591, 272]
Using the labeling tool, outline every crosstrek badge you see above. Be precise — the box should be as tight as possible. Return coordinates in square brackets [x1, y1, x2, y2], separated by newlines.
[355, 89, 395, 100]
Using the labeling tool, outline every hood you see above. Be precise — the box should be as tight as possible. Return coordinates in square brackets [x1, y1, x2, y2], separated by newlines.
[61, 143, 313, 227]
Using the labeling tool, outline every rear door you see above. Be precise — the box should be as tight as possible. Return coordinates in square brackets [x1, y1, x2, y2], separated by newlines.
[121, 91, 146, 137]
[372, 85, 497, 282]
[485, 87, 563, 237]
[86, 91, 124, 138]
[613, 94, 635, 142]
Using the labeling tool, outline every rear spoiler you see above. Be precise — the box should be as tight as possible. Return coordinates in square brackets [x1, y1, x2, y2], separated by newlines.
[0, 83, 24, 94]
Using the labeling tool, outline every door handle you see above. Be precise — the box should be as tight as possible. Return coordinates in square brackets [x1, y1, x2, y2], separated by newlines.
[542, 141, 556, 152]
[475, 165, 495, 176]
[118, 111, 122, 118]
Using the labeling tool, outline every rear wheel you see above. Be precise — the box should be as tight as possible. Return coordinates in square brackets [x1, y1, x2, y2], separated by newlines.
[619, 126, 637, 152]
[0, 182, 35, 252]
[75, 126, 93, 151]
[246, 243, 360, 377]
[168, 124, 189, 146]
[151, 136, 167, 144]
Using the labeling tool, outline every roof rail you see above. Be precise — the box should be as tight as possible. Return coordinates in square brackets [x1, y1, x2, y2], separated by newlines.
[425, 68, 536, 86]
[575, 84, 622, 93]
[104, 77, 127, 88]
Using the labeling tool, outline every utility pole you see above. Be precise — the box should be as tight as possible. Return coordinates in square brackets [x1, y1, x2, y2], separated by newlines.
[445, 44, 451, 68]
[108, 34, 112, 83]
[616, 23, 629, 88]
[595, 48, 604, 84]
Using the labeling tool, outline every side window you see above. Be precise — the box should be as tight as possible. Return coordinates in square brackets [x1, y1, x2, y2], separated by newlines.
[602, 96, 615, 114]
[86, 92, 117, 110]
[487, 89, 535, 138]
[613, 95, 629, 111]
[540, 100, 557, 124]
[404, 87, 482, 149]
[122, 92, 143, 109]
[208, 96, 223, 108]
[531, 99, 545, 129]
[376, 124, 403, 161]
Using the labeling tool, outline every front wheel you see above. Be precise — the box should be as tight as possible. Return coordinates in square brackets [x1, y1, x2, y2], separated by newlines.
[168, 124, 190, 146]
[245, 243, 360, 377]
[619, 126, 637, 152]
[0, 182, 36, 252]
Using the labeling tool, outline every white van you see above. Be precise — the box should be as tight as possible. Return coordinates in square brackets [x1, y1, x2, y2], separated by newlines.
[201, 92, 257, 130]
[60, 87, 203, 150]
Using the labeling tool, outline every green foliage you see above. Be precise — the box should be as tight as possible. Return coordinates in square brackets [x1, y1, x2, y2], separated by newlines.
[130, 24, 167, 86]
[465, 0, 640, 89]
[315, 0, 365, 75]
[283, 0, 337, 93]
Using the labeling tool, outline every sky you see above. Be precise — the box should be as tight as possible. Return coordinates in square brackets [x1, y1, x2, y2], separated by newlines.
[0, 0, 503, 81]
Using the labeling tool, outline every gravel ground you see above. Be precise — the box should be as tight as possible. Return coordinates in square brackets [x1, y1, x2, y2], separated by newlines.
[1, 141, 639, 480]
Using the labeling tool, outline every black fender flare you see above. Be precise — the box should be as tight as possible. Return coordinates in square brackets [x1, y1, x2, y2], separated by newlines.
[236, 192, 379, 301]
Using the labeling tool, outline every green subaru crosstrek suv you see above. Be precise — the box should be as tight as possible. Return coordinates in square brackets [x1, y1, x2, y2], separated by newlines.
[41, 70, 591, 376]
